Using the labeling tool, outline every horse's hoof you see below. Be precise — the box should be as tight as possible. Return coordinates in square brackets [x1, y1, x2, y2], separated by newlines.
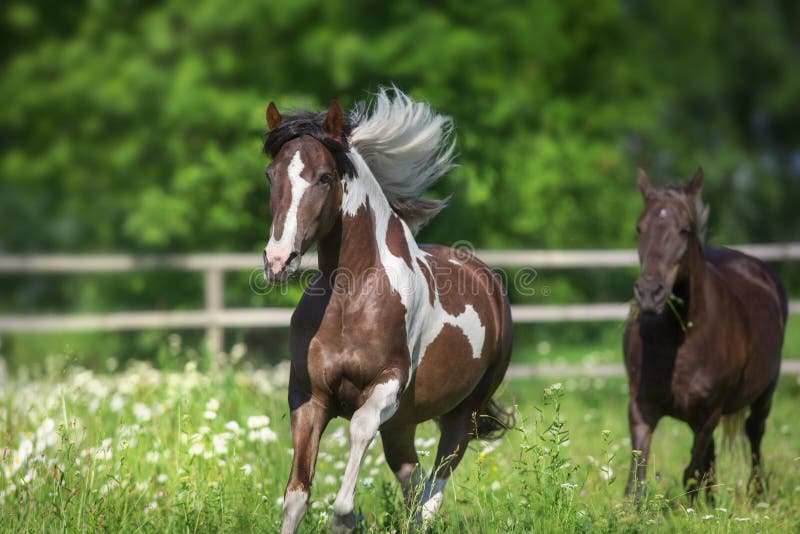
[330, 512, 356, 533]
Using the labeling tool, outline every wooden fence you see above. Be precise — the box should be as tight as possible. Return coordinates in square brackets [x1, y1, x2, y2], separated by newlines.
[1, 243, 798, 355]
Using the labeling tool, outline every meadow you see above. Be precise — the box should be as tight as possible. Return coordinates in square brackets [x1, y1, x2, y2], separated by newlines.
[2, 339, 799, 533]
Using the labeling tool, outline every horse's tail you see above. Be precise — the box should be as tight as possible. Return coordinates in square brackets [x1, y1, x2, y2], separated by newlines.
[720, 409, 747, 453]
[475, 399, 515, 441]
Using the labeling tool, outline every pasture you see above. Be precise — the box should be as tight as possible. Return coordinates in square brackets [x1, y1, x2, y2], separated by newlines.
[2, 343, 799, 533]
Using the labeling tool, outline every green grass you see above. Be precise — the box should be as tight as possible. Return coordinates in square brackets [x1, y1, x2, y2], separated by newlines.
[1, 345, 799, 533]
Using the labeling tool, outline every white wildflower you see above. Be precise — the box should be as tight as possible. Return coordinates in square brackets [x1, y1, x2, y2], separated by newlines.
[20, 468, 34, 485]
[212, 434, 229, 455]
[188, 443, 205, 457]
[19, 439, 34, 461]
[248, 427, 277, 443]
[224, 421, 242, 435]
[247, 415, 270, 429]
[133, 403, 152, 422]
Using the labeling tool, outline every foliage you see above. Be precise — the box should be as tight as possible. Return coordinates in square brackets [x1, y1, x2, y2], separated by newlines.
[1, 0, 798, 360]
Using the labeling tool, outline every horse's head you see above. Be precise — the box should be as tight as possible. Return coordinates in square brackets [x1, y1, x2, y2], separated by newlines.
[633, 167, 706, 314]
[262, 101, 350, 283]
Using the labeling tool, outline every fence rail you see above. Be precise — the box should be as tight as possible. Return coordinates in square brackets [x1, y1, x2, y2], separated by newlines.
[1, 243, 798, 354]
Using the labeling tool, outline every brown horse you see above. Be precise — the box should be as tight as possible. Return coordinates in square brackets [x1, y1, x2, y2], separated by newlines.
[623, 168, 787, 501]
[262, 88, 513, 533]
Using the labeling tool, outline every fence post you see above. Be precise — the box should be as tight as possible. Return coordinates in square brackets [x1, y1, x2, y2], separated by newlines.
[204, 268, 224, 355]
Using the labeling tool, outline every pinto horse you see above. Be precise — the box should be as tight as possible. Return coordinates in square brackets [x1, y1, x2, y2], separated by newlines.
[262, 89, 513, 533]
[623, 168, 787, 500]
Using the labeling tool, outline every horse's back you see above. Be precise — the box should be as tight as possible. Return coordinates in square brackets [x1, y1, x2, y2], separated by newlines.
[705, 246, 787, 378]
[705, 246, 788, 323]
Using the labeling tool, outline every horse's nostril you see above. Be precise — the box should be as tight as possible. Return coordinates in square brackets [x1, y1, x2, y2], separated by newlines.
[287, 251, 298, 264]
[263, 250, 268, 264]
[653, 284, 664, 297]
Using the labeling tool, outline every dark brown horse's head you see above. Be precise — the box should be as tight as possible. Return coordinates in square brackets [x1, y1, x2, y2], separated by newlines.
[633, 167, 707, 314]
[262, 101, 352, 283]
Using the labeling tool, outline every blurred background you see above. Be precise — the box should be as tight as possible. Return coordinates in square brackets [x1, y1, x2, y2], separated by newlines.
[1, 0, 798, 371]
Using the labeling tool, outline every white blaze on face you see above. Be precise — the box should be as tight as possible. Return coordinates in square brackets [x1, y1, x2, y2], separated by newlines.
[266, 150, 310, 274]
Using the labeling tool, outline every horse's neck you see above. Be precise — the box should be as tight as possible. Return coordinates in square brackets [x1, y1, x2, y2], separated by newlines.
[681, 236, 707, 320]
[318, 164, 419, 280]
[641, 237, 707, 341]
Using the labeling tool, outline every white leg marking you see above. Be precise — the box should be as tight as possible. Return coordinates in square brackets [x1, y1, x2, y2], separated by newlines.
[332, 379, 401, 529]
[266, 150, 310, 273]
[420, 477, 448, 524]
[281, 488, 309, 534]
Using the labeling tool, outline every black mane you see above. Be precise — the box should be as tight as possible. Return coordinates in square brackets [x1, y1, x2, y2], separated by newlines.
[263, 110, 357, 177]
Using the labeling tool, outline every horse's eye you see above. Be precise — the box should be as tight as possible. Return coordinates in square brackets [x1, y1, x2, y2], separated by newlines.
[265, 169, 273, 184]
[319, 173, 333, 185]
[635, 225, 642, 235]
[680, 226, 692, 235]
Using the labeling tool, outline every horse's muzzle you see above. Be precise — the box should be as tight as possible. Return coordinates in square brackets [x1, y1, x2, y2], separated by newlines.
[263, 249, 300, 284]
[634, 276, 667, 314]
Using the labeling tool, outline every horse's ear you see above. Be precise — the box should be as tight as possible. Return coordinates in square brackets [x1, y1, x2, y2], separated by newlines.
[637, 168, 652, 199]
[266, 102, 282, 131]
[323, 100, 344, 141]
[685, 167, 703, 197]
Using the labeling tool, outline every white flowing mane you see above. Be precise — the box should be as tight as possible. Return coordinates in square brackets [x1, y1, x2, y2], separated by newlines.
[348, 87, 455, 230]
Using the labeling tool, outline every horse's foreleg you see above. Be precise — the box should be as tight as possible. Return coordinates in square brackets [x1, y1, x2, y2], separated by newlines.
[625, 401, 657, 499]
[684, 413, 720, 501]
[331, 374, 403, 533]
[281, 400, 330, 534]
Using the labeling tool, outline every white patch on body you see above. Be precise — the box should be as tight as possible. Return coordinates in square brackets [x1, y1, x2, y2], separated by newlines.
[343, 149, 486, 387]
[266, 151, 310, 268]
[281, 488, 309, 534]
